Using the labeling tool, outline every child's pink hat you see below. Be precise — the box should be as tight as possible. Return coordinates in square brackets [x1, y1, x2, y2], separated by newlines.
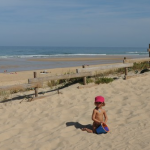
[95, 96, 105, 103]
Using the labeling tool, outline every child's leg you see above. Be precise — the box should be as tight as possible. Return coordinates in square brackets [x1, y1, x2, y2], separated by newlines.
[92, 122, 99, 133]
[82, 122, 98, 133]
[81, 128, 93, 133]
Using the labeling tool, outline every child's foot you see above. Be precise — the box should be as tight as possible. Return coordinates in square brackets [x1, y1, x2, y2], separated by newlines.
[81, 128, 93, 133]
[81, 128, 86, 131]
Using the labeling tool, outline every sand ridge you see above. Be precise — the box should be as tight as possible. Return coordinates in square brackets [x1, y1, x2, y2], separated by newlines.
[0, 72, 150, 149]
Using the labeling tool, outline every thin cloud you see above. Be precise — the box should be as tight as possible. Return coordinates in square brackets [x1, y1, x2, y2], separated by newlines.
[0, 0, 150, 46]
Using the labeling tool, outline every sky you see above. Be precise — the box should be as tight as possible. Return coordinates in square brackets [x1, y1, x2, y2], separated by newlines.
[0, 0, 150, 47]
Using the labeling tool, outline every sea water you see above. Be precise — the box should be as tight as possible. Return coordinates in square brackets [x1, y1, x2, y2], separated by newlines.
[0, 46, 148, 72]
[0, 46, 148, 58]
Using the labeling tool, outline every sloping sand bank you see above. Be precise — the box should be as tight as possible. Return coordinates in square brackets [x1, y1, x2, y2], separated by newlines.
[0, 73, 150, 150]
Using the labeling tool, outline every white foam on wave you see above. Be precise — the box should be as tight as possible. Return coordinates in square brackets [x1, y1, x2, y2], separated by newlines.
[53, 54, 107, 56]
[0, 52, 147, 59]
[0, 54, 107, 58]
[127, 52, 148, 54]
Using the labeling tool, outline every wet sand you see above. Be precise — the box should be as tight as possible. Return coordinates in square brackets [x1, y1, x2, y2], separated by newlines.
[0, 55, 148, 73]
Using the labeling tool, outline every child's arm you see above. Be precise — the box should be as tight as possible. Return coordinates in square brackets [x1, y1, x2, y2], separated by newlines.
[91, 109, 101, 124]
[103, 110, 108, 124]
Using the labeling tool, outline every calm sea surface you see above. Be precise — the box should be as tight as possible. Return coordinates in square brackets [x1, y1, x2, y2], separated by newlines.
[0, 46, 149, 72]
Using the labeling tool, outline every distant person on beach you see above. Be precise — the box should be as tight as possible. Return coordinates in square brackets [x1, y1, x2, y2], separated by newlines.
[82, 96, 108, 133]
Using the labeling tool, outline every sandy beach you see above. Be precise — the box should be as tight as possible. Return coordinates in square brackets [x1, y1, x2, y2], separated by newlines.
[0, 55, 128, 85]
[1, 0, 150, 148]
[0, 66, 79, 86]
[0, 59, 150, 150]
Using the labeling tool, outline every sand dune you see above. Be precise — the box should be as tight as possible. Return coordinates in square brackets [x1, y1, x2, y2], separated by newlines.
[0, 71, 150, 149]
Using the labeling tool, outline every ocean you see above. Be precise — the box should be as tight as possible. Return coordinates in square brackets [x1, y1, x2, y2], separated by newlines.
[0, 46, 148, 58]
[0, 46, 149, 72]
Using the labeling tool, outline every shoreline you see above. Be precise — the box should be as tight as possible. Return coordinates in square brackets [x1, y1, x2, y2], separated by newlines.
[28, 54, 149, 61]
[0, 55, 148, 73]
[0, 62, 123, 86]
[28, 55, 126, 61]
[0, 54, 149, 86]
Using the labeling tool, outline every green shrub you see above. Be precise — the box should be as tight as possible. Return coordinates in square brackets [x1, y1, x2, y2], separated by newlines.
[86, 77, 94, 84]
[95, 77, 114, 84]
[133, 62, 149, 71]
[0, 91, 10, 102]
[47, 80, 60, 89]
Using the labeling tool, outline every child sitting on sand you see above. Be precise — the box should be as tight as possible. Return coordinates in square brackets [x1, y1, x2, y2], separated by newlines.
[82, 96, 108, 133]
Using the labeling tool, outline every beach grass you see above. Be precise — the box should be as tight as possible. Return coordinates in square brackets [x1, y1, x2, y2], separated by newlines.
[1, 61, 150, 102]
[0, 91, 10, 102]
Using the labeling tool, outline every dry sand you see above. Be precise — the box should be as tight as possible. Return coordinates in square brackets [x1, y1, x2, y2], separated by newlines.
[0, 67, 78, 86]
[0, 66, 150, 150]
